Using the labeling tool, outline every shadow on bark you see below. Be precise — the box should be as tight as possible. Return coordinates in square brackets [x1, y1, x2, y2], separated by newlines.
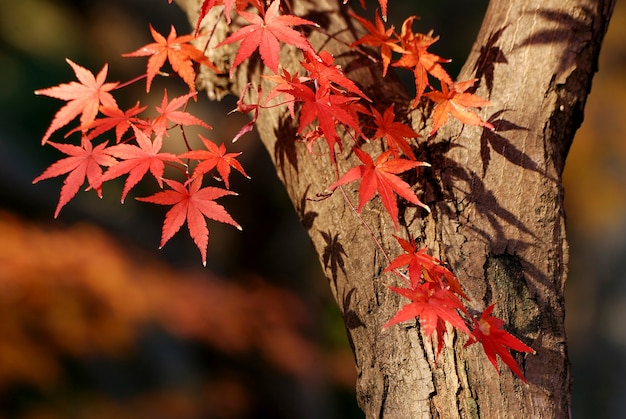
[295, 184, 319, 230]
[517, 7, 595, 75]
[274, 113, 300, 178]
[321, 230, 348, 286]
[342, 288, 365, 362]
[472, 26, 509, 96]
[478, 110, 553, 178]
[417, 137, 539, 252]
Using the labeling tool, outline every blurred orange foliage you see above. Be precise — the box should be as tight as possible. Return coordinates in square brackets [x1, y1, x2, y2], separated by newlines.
[0, 210, 355, 417]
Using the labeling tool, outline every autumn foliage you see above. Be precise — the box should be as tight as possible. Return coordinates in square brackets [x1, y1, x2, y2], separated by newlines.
[0, 211, 349, 417]
[34, 0, 532, 381]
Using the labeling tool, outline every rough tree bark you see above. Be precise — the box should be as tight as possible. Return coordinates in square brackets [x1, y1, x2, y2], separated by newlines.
[176, 0, 614, 417]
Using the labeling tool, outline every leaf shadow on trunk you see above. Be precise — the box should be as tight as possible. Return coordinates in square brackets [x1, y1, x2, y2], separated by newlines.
[320, 229, 348, 287]
[341, 288, 365, 358]
[412, 138, 539, 259]
[472, 26, 509, 97]
[274, 112, 301, 178]
[516, 7, 595, 77]
[479, 110, 556, 180]
[295, 184, 319, 230]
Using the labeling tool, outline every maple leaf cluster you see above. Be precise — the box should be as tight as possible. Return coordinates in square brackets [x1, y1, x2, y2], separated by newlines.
[34, 34, 245, 266]
[384, 236, 534, 381]
[351, 12, 495, 134]
[34, 0, 532, 381]
[205, 0, 495, 228]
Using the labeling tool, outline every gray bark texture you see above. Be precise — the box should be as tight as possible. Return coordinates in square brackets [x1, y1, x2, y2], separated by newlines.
[175, 0, 615, 417]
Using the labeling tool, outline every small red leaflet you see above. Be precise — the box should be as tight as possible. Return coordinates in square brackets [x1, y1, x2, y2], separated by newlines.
[33, 138, 117, 218]
[101, 127, 181, 203]
[465, 304, 534, 383]
[285, 83, 363, 164]
[180, 135, 250, 189]
[231, 82, 262, 142]
[384, 281, 471, 358]
[137, 177, 241, 266]
[75, 102, 148, 143]
[194, 0, 262, 31]
[152, 90, 212, 138]
[385, 235, 467, 299]
[328, 148, 429, 228]
[371, 105, 419, 160]
[300, 50, 369, 101]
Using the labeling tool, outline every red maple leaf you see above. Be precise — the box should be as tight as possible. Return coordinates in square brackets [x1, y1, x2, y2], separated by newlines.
[217, 0, 317, 77]
[287, 84, 364, 164]
[384, 281, 471, 357]
[75, 102, 148, 143]
[123, 25, 217, 92]
[180, 135, 250, 189]
[349, 11, 401, 76]
[263, 68, 306, 118]
[137, 177, 241, 266]
[464, 304, 534, 383]
[101, 127, 181, 202]
[152, 90, 212, 137]
[33, 138, 117, 218]
[423, 79, 494, 136]
[371, 105, 419, 159]
[35, 59, 118, 144]
[300, 50, 369, 100]
[385, 235, 468, 299]
[328, 148, 429, 228]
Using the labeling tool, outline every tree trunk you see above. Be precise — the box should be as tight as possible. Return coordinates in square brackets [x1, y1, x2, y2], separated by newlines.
[177, 0, 614, 417]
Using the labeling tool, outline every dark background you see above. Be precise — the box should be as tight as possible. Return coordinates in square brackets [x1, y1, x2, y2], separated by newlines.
[0, 0, 625, 417]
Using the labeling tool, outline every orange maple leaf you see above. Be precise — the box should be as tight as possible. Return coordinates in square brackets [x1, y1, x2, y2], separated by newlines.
[424, 79, 494, 136]
[33, 138, 117, 217]
[137, 177, 241, 266]
[393, 17, 452, 104]
[123, 25, 218, 92]
[35, 59, 118, 144]
[349, 11, 401, 76]
[180, 135, 250, 189]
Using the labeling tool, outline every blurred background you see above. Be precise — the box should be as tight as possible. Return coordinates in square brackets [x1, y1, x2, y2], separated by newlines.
[0, 0, 624, 417]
